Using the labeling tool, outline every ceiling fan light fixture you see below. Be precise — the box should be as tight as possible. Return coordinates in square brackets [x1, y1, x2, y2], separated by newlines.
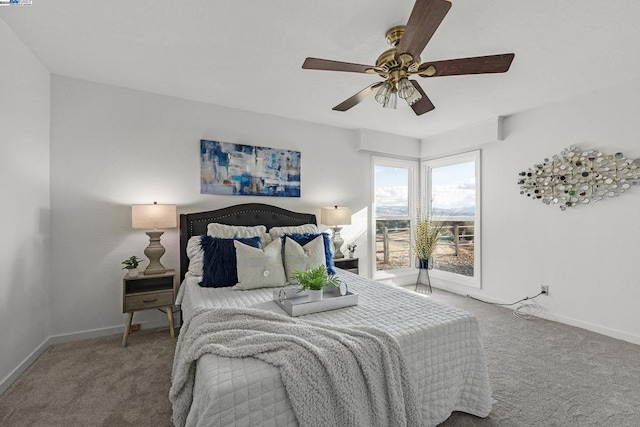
[302, 0, 515, 116]
[383, 91, 397, 109]
[405, 87, 422, 106]
[397, 77, 415, 99]
[374, 81, 392, 104]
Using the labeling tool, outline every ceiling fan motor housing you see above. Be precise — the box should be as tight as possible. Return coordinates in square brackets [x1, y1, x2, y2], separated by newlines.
[376, 26, 421, 92]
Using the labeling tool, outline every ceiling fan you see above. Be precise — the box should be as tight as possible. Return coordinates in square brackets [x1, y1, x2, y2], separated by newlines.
[302, 0, 514, 116]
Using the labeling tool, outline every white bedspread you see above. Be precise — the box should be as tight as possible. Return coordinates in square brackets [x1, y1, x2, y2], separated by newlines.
[171, 307, 422, 427]
[175, 271, 493, 427]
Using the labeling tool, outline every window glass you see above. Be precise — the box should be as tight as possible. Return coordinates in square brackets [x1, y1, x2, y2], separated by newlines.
[375, 165, 409, 216]
[423, 152, 480, 287]
[431, 161, 476, 217]
[373, 159, 415, 273]
[375, 219, 410, 271]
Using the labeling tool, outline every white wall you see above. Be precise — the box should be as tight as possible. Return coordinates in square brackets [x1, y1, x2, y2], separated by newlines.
[420, 117, 503, 159]
[49, 76, 372, 335]
[358, 128, 420, 158]
[0, 18, 51, 392]
[422, 79, 640, 344]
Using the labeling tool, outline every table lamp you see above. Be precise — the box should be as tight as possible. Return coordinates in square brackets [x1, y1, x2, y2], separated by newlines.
[320, 206, 352, 259]
[132, 202, 177, 275]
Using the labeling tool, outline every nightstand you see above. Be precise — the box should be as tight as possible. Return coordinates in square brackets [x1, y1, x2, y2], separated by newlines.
[122, 269, 177, 347]
[334, 257, 359, 274]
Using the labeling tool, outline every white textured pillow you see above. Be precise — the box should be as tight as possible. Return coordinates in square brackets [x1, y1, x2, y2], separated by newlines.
[283, 236, 326, 283]
[185, 235, 204, 277]
[269, 224, 318, 240]
[233, 239, 286, 290]
[207, 223, 271, 246]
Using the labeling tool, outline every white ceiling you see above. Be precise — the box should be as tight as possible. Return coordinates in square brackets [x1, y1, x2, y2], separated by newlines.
[2, 0, 639, 139]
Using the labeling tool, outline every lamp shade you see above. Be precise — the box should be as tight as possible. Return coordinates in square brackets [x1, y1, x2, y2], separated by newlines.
[320, 206, 352, 226]
[132, 203, 177, 229]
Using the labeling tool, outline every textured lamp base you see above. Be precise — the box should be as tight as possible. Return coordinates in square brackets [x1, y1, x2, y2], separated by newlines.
[143, 231, 167, 275]
[332, 226, 345, 259]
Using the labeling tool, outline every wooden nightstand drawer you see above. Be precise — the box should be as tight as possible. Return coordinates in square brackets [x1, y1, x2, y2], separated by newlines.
[121, 269, 177, 347]
[334, 257, 359, 275]
[124, 275, 173, 294]
[124, 290, 174, 312]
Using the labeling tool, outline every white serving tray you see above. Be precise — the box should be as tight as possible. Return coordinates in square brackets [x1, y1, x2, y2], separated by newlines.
[272, 286, 358, 317]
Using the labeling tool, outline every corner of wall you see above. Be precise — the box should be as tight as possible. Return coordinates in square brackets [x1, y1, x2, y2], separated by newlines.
[420, 116, 504, 158]
[0, 337, 51, 396]
[0, 15, 53, 396]
[357, 128, 421, 159]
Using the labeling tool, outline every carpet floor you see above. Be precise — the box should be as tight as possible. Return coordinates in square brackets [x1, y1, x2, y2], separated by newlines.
[1, 288, 639, 426]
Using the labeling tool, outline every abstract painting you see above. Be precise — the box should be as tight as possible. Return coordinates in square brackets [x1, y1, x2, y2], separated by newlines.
[200, 139, 301, 197]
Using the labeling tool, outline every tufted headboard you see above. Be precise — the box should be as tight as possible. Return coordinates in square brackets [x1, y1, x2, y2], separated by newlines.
[179, 203, 317, 281]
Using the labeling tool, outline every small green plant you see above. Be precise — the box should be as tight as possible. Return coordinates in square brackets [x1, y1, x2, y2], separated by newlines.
[292, 265, 340, 291]
[347, 243, 357, 252]
[121, 255, 142, 270]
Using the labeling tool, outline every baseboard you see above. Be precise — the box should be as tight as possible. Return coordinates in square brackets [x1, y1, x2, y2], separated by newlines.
[1, 318, 172, 396]
[0, 337, 51, 396]
[48, 318, 171, 345]
[48, 324, 126, 345]
[535, 311, 640, 346]
[432, 283, 640, 346]
[431, 281, 511, 305]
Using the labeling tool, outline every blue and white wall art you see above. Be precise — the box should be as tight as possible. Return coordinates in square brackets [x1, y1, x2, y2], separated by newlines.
[200, 139, 301, 197]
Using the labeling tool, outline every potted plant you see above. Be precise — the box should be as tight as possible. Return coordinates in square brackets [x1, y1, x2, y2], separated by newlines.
[291, 265, 340, 302]
[122, 255, 143, 277]
[413, 210, 443, 271]
[346, 243, 357, 259]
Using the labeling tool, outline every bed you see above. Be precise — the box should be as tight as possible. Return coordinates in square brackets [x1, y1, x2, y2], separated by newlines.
[173, 203, 493, 426]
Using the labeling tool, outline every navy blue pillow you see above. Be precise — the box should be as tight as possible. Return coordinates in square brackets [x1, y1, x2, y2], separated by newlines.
[199, 236, 261, 288]
[283, 233, 336, 274]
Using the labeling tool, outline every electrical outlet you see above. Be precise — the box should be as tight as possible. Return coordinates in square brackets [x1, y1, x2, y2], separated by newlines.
[541, 285, 549, 296]
[130, 323, 140, 332]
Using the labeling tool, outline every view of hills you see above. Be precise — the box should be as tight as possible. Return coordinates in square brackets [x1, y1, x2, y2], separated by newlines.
[376, 205, 475, 217]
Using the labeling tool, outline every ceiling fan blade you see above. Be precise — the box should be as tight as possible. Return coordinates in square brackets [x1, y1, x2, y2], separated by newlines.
[418, 53, 515, 77]
[332, 83, 383, 112]
[396, 0, 452, 63]
[302, 57, 377, 74]
[409, 80, 435, 116]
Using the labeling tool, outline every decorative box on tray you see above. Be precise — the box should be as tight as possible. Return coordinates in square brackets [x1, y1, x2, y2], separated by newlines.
[273, 286, 358, 317]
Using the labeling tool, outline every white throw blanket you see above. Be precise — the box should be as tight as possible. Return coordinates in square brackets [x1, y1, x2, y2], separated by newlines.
[170, 307, 423, 427]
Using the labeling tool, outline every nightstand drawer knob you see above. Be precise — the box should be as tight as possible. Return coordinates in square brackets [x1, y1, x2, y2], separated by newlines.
[142, 298, 158, 303]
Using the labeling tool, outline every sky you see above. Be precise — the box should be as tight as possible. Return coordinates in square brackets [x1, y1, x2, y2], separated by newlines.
[375, 161, 476, 215]
[431, 161, 476, 212]
[375, 165, 409, 215]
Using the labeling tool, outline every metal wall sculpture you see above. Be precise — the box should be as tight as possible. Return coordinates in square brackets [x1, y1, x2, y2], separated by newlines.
[518, 145, 640, 210]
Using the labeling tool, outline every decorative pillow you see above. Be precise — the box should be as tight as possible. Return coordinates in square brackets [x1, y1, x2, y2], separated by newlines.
[283, 236, 327, 283]
[232, 239, 286, 290]
[200, 236, 261, 288]
[285, 233, 336, 274]
[185, 235, 207, 277]
[207, 223, 271, 246]
[268, 224, 318, 241]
